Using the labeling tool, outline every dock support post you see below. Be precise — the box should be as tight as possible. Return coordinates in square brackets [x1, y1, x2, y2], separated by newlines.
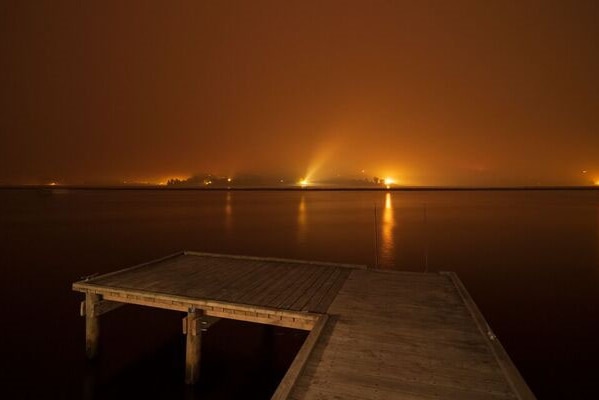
[85, 292, 101, 359]
[183, 308, 203, 384]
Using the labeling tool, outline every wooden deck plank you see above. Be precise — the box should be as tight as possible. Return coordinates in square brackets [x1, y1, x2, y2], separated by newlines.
[264, 265, 325, 308]
[238, 265, 298, 306]
[271, 315, 329, 400]
[278, 266, 329, 310]
[98, 256, 216, 293]
[262, 264, 320, 308]
[291, 374, 517, 400]
[216, 261, 283, 304]
[270, 265, 324, 310]
[185, 259, 265, 298]
[310, 268, 352, 313]
[232, 263, 298, 305]
[300, 267, 345, 312]
[205, 261, 275, 301]
[289, 266, 338, 311]
[299, 350, 514, 394]
[287, 269, 534, 400]
[249, 263, 319, 308]
[93, 254, 186, 287]
[72, 252, 534, 399]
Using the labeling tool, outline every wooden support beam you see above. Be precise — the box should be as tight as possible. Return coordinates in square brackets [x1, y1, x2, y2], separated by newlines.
[199, 316, 221, 332]
[85, 292, 101, 359]
[98, 291, 317, 330]
[271, 315, 330, 400]
[80, 299, 124, 317]
[183, 309, 203, 384]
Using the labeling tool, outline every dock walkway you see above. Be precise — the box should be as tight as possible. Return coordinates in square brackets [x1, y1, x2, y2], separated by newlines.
[72, 251, 535, 399]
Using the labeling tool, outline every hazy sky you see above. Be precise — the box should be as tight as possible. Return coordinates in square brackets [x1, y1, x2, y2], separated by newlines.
[1, 0, 598, 185]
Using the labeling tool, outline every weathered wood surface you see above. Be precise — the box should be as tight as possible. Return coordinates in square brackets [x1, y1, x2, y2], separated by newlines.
[73, 252, 354, 330]
[184, 309, 203, 384]
[72, 252, 534, 398]
[85, 292, 100, 359]
[287, 269, 536, 400]
[272, 315, 330, 400]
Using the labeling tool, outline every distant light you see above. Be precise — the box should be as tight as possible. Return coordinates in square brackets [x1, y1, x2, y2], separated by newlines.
[227, 178, 232, 182]
[582, 170, 588, 174]
[383, 177, 395, 189]
[299, 178, 309, 187]
[48, 182, 57, 186]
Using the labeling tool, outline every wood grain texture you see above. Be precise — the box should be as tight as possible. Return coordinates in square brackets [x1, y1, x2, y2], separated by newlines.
[288, 269, 535, 400]
[73, 253, 354, 330]
[72, 252, 534, 398]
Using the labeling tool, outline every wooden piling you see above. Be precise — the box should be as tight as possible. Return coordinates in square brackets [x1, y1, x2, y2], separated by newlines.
[85, 292, 100, 359]
[183, 309, 203, 384]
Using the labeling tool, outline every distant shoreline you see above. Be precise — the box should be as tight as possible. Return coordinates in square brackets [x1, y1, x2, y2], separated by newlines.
[1, 185, 598, 191]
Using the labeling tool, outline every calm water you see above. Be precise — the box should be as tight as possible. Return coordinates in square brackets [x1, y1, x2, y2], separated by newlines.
[0, 189, 597, 399]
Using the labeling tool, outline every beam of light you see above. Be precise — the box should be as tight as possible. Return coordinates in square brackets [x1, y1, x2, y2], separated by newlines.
[300, 141, 337, 186]
[299, 178, 310, 187]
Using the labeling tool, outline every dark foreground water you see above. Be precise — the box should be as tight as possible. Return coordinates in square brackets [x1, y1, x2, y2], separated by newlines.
[0, 189, 597, 399]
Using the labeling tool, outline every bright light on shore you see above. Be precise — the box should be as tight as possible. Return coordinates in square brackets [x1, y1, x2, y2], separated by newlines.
[384, 177, 395, 189]
[299, 178, 309, 187]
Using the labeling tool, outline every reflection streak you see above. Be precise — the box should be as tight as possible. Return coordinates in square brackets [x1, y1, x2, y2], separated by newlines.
[381, 192, 395, 268]
[298, 195, 307, 245]
[224, 191, 233, 233]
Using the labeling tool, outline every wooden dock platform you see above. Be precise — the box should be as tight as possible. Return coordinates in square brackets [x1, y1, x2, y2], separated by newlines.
[72, 251, 535, 399]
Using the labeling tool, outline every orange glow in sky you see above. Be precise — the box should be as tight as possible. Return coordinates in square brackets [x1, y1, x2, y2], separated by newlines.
[1, 2, 598, 186]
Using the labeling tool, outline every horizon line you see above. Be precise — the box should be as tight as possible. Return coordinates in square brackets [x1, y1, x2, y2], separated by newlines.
[1, 184, 598, 192]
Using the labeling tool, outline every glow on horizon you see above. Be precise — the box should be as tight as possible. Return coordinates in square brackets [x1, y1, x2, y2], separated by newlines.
[154, 175, 190, 185]
[299, 178, 310, 187]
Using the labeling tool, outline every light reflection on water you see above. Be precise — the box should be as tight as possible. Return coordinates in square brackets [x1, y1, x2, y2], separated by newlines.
[224, 191, 233, 233]
[380, 192, 395, 269]
[297, 195, 307, 245]
[1, 188, 598, 399]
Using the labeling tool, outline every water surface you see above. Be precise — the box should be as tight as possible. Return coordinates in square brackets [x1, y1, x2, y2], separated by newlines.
[0, 189, 597, 399]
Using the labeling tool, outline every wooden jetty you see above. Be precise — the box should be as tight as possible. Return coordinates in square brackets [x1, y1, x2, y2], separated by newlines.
[72, 251, 536, 399]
